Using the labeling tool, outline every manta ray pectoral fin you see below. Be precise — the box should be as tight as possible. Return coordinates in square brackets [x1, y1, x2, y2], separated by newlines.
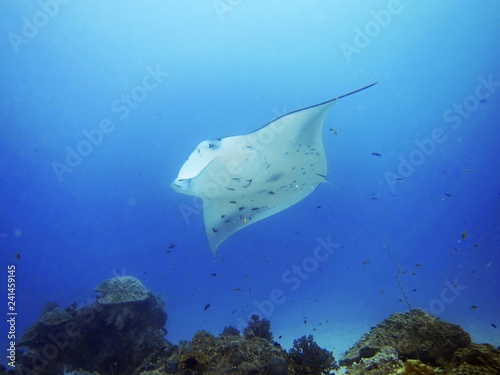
[172, 83, 378, 254]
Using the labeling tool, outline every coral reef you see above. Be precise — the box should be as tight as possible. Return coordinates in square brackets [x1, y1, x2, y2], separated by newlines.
[243, 314, 273, 341]
[220, 325, 240, 337]
[446, 343, 500, 374]
[15, 276, 500, 375]
[395, 359, 436, 374]
[288, 335, 339, 374]
[136, 329, 291, 374]
[17, 276, 169, 375]
[15, 277, 339, 375]
[346, 346, 404, 375]
[95, 276, 149, 304]
[137, 328, 337, 375]
[39, 307, 72, 326]
[340, 309, 470, 368]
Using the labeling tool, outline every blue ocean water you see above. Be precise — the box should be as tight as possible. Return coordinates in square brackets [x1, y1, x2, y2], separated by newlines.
[1, 0, 499, 368]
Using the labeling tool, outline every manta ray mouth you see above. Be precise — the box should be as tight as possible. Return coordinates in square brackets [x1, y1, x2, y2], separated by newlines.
[171, 179, 191, 192]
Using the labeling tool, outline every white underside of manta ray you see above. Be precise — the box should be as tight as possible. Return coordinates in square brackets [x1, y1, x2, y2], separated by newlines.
[172, 82, 377, 255]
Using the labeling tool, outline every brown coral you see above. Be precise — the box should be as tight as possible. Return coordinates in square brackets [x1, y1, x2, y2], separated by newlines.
[446, 343, 500, 374]
[396, 359, 436, 374]
[340, 309, 470, 368]
[95, 276, 149, 304]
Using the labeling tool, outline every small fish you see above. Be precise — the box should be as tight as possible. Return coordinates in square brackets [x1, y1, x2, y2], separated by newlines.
[268, 191, 275, 195]
[229, 200, 237, 204]
[492, 324, 497, 328]
[313, 328, 317, 332]
[316, 205, 321, 209]
[382, 209, 386, 213]
[238, 207, 245, 211]
[210, 273, 216, 276]
[212, 228, 217, 233]
[233, 288, 243, 292]
[462, 169, 472, 173]
[221, 215, 225, 218]
[487, 262, 494, 267]
[251, 208, 259, 211]
[371, 152, 382, 157]
[204, 304, 210, 311]
[412, 288, 417, 292]
[380, 290, 385, 294]
[279, 335, 282, 339]
[362, 261, 370, 265]
[14, 253, 20, 260]
[474, 243, 478, 248]
[329, 128, 338, 135]
[396, 178, 405, 181]
[370, 197, 378, 200]
[168, 244, 175, 249]
[444, 193, 452, 197]
[461, 231, 467, 239]
[471, 305, 478, 309]
[416, 264, 422, 267]
[480, 97, 488, 103]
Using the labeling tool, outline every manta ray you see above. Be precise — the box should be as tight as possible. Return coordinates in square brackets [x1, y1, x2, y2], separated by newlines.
[172, 83, 377, 254]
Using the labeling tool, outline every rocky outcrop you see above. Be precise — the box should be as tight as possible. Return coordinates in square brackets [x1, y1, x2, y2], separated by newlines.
[446, 343, 500, 374]
[340, 309, 471, 368]
[18, 276, 169, 375]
